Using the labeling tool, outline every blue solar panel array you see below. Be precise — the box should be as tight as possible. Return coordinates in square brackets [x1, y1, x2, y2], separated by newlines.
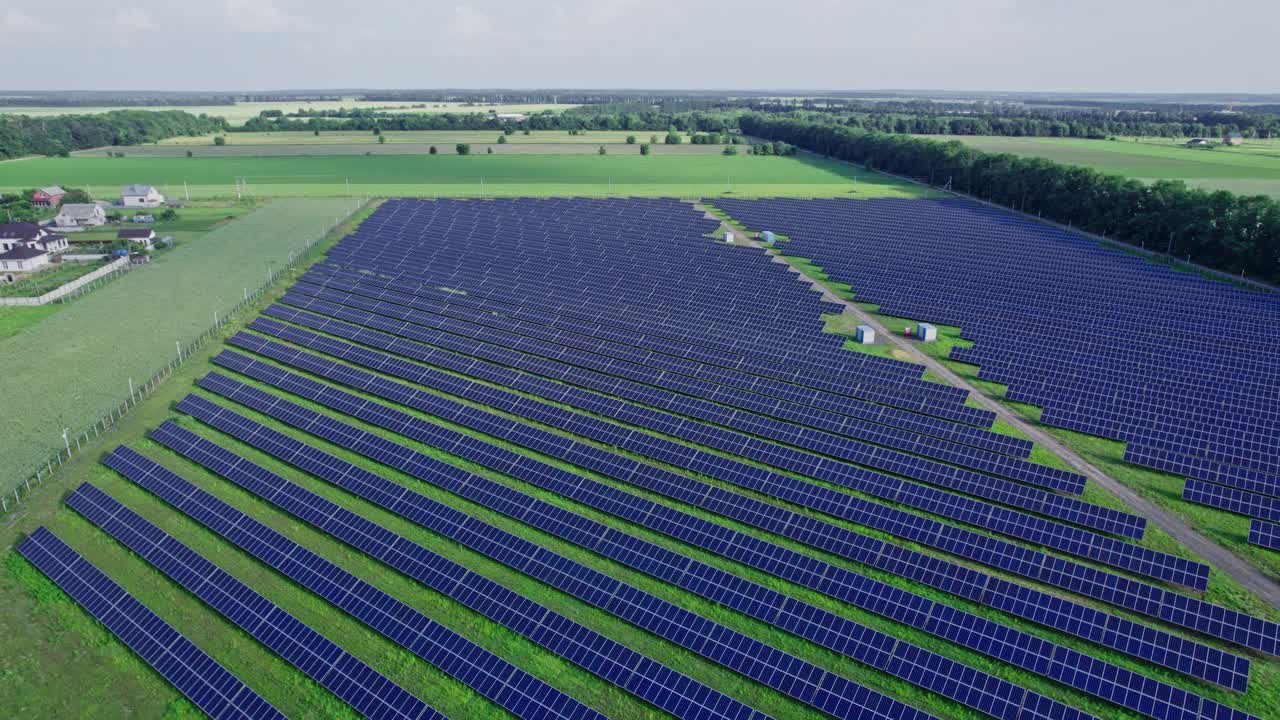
[191, 352, 1261, 714]
[100, 445, 609, 720]
[145, 416, 945, 720]
[237, 315, 1144, 542]
[208, 336, 1248, 690]
[161, 397, 1118, 720]
[1248, 520, 1280, 551]
[63, 482, 446, 720]
[711, 197, 1280, 533]
[219, 328, 1186, 591]
[17, 527, 285, 720]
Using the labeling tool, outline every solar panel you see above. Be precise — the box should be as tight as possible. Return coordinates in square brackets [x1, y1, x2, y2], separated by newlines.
[190, 370, 1280, 658]
[64, 482, 446, 720]
[17, 527, 285, 720]
[150, 409, 947, 720]
[1248, 520, 1280, 550]
[99, 445, 608, 720]
[181, 368, 1258, 716]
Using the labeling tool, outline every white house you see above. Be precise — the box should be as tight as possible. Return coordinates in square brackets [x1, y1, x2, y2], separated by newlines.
[121, 184, 165, 208]
[54, 203, 107, 229]
[0, 246, 51, 273]
[0, 222, 69, 253]
[117, 228, 156, 249]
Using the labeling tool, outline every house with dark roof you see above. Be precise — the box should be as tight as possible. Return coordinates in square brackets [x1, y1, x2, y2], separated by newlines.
[31, 186, 66, 207]
[117, 228, 156, 249]
[0, 223, 68, 254]
[0, 245, 51, 273]
[1184, 138, 1212, 147]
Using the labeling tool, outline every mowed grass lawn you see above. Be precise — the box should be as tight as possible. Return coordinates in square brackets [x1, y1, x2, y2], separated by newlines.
[918, 135, 1280, 198]
[0, 154, 930, 199]
[0, 198, 361, 496]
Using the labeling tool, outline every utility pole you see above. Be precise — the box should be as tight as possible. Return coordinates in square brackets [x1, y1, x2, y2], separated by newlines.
[184, 181, 190, 201]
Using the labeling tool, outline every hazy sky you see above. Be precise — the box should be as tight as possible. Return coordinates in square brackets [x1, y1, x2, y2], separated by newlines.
[1, 0, 1276, 93]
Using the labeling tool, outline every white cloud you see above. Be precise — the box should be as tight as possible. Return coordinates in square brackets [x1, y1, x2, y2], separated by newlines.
[449, 3, 495, 39]
[222, 0, 303, 33]
[103, 8, 158, 33]
[0, 9, 51, 32]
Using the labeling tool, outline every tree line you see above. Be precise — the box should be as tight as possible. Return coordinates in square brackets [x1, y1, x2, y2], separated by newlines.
[740, 114, 1280, 283]
[238, 107, 743, 134]
[0, 110, 227, 159]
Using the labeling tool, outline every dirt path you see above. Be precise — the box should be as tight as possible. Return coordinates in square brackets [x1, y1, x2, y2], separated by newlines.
[698, 204, 1280, 607]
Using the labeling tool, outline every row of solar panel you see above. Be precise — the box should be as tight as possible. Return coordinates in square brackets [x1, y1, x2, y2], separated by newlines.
[266, 297, 1069, 514]
[305, 258, 929, 392]
[295, 270, 1016, 454]
[227, 325, 1172, 593]
[242, 313, 1141, 543]
[294, 270, 972, 427]
[17, 528, 287, 720]
[192, 358, 1257, 691]
[206, 344, 1254, 698]
[103, 443, 739, 720]
[172, 386, 1249, 720]
[248, 309, 1205, 599]
[147, 416, 945, 720]
[63, 483, 445, 720]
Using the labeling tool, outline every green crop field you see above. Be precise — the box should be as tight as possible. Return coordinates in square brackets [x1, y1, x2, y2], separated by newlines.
[0, 198, 361, 496]
[0, 101, 577, 126]
[0, 154, 930, 200]
[918, 135, 1280, 198]
[155, 130, 691, 146]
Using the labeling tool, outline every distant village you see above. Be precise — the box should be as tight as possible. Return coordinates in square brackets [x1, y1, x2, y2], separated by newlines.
[0, 184, 166, 283]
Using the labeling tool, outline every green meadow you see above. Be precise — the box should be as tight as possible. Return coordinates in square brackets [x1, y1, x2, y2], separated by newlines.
[0, 154, 929, 200]
[920, 135, 1280, 198]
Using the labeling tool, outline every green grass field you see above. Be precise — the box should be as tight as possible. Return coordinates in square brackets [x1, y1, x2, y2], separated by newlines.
[0, 198, 361, 496]
[155, 130, 690, 146]
[0, 101, 577, 126]
[918, 135, 1280, 198]
[0, 154, 929, 200]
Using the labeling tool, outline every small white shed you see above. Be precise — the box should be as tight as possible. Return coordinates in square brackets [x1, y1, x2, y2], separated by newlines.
[761, 231, 776, 245]
[916, 323, 938, 342]
[724, 229, 735, 243]
[855, 325, 875, 344]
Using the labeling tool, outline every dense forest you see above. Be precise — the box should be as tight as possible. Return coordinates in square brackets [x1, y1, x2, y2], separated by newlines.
[0, 110, 227, 159]
[741, 114, 1280, 283]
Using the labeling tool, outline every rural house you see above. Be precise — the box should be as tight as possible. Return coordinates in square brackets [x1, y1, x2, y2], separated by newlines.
[54, 203, 107, 229]
[1223, 131, 1245, 146]
[0, 245, 51, 274]
[1184, 138, 1211, 147]
[0, 222, 68, 253]
[31, 186, 66, 207]
[121, 184, 165, 207]
[117, 228, 156, 249]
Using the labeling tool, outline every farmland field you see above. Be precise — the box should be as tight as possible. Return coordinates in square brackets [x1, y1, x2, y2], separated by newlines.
[154, 130, 692, 146]
[0, 198, 361, 496]
[0, 101, 577, 125]
[918, 135, 1280, 198]
[0, 154, 930, 199]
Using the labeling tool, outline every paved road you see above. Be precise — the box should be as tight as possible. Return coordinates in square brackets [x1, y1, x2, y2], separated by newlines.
[702, 206, 1280, 608]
